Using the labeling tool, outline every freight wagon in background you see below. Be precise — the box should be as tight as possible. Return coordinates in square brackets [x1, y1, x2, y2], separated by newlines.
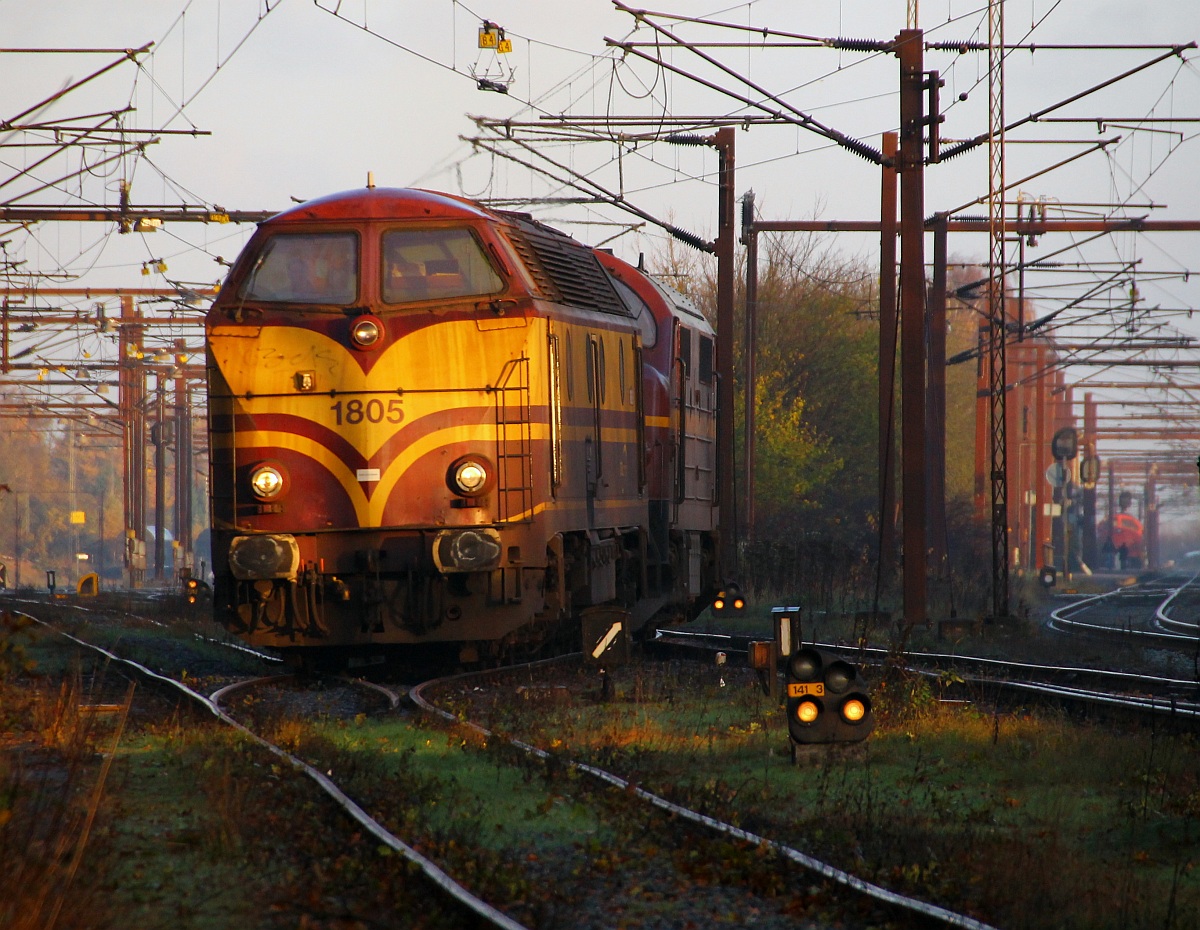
[205, 184, 723, 665]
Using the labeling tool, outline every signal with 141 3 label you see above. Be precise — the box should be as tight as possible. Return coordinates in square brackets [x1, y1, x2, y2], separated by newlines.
[785, 645, 874, 746]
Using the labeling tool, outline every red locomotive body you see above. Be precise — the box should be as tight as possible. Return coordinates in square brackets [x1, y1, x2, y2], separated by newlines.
[1102, 511, 1144, 569]
[205, 186, 719, 662]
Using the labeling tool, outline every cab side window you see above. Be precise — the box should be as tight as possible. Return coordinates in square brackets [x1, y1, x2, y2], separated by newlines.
[698, 334, 714, 385]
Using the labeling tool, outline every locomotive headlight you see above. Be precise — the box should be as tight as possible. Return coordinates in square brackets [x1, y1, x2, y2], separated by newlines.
[249, 464, 285, 499]
[448, 456, 493, 497]
[455, 461, 487, 494]
[350, 314, 383, 350]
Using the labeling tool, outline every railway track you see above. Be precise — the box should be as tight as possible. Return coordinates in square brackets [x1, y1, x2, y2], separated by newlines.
[11, 593, 1200, 928]
[6, 601, 536, 930]
[1047, 570, 1200, 646]
[652, 621, 1200, 726]
[10, 597, 999, 929]
[410, 659, 999, 930]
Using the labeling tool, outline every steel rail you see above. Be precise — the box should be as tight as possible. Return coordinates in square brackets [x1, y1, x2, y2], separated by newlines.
[655, 625, 1200, 700]
[1153, 569, 1200, 635]
[1047, 579, 1200, 645]
[16, 608, 530, 930]
[410, 659, 1001, 930]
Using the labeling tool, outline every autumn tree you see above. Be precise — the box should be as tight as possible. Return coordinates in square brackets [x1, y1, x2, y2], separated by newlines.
[0, 391, 124, 587]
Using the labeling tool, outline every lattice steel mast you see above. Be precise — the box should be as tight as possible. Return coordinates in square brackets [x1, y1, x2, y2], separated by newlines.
[988, 0, 1010, 618]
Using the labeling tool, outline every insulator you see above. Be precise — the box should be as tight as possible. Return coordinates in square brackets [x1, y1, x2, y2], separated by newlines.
[665, 133, 711, 147]
[829, 36, 888, 53]
[667, 225, 715, 254]
[835, 133, 885, 165]
[937, 138, 982, 162]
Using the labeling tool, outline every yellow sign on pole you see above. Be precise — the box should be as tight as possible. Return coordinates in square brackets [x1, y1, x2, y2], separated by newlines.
[69, 511, 86, 525]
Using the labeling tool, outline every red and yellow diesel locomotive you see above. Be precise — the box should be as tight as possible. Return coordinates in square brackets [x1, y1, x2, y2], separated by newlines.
[205, 184, 721, 662]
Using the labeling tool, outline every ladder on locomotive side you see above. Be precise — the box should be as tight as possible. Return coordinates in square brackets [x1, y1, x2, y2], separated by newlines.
[494, 356, 533, 523]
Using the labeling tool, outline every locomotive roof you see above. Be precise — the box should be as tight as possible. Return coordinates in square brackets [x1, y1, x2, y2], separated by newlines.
[264, 187, 496, 224]
[252, 186, 632, 317]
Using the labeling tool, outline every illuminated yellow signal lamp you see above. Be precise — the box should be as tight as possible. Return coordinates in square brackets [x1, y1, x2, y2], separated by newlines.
[785, 645, 874, 746]
[794, 698, 820, 724]
[184, 576, 210, 606]
[711, 581, 745, 616]
[841, 697, 869, 723]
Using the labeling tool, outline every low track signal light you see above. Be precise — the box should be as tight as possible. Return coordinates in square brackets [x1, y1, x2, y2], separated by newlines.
[711, 581, 745, 616]
[784, 643, 874, 748]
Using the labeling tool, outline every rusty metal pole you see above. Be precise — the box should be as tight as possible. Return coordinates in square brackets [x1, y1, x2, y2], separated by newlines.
[741, 191, 758, 541]
[1082, 393, 1098, 568]
[714, 127, 737, 578]
[1002, 301, 1021, 573]
[1145, 465, 1159, 570]
[173, 343, 193, 577]
[897, 30, 927, 628]
[986, 0, 1010, 618]
[974, 324, 989, 520]
[118, 295, 146, 588]
[1051, 381, 1072, 572]
[1018, 344, 1038, 572]
[878, 132, 899, 574]
[154, 379, 166, 581]
[2, 298, 9, 374]
[1105, 459, 1116, 567]
[1034, 344, 1050, 568]
[927, 214, 948, 575]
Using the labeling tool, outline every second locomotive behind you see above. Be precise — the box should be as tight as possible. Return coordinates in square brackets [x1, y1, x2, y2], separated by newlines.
[205, 185, 721, 663]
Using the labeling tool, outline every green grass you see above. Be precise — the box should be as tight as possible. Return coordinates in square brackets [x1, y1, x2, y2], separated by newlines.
[9, 603, 1200, 929]
[1, 622, 470, 930]
[450, 660, 1200, 930]
[309, 717, 619, 854]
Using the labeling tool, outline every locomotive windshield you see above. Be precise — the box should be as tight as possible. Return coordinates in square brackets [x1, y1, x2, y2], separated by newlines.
[382, 227, 503, 303]
[239, 232, 358, 305]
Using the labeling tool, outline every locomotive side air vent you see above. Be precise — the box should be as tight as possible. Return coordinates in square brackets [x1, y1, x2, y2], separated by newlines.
[502, 216, 629, 316]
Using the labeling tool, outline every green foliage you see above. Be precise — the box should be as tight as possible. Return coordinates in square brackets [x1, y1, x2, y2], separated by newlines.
[468, 660, 1200, 930]
[746, 236, 881, 539]
[870, 665, 939, 725]
[649, 230, 880, 547]
[749, 367, 839, 519]
[645, 229, 991, 607]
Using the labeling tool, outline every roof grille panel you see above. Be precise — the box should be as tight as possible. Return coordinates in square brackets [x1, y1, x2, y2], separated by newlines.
[501, 214, 628, 316]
